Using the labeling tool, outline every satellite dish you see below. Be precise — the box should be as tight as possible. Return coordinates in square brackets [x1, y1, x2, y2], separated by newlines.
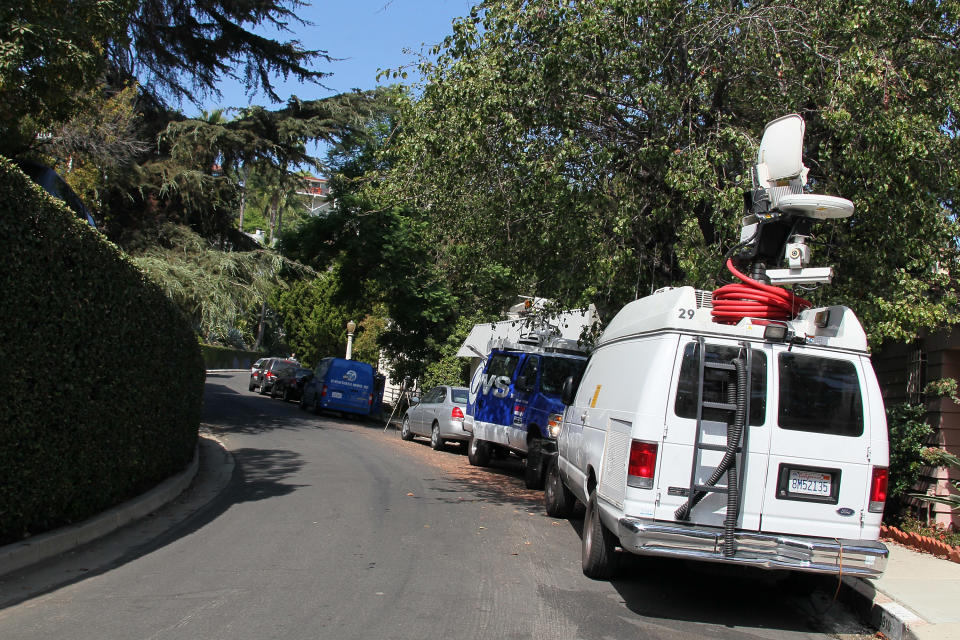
[777, 193, 854, 219]
[757, 114, 805, 181]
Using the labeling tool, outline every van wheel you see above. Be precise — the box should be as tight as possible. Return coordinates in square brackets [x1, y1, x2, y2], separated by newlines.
[282, 387, 291, 402]
[430, 422, 444, 451]
[249, 379, 256, 391]
[467, 434, 490, 467]
[258, 380, 268, 395]
[544, 460, 574, 518]
[524, 437, 546, 490]
[582, 489, 619, 580]
[401, 416, 414, 441]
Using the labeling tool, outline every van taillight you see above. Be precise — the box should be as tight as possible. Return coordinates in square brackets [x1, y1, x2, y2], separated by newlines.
[869, 467, 888, 513]
[451, 406, 464, 421]
[321, 385, 328, 397]
[627, 440, 657, 489]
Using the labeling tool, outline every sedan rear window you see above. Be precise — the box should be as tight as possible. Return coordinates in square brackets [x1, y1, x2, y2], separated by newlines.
[451, 388, 468, 404]
[778, 353, 863, 437]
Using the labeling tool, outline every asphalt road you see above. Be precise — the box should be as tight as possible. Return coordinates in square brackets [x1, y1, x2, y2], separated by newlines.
[0, 371, 874, 639]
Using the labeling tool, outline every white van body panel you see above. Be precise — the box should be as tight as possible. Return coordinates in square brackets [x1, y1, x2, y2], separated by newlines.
[560, 334, 678, 510]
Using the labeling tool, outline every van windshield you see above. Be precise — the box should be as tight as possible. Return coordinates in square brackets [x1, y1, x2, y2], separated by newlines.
[541, 357, 587, 395]
[778, 353, 863, 437]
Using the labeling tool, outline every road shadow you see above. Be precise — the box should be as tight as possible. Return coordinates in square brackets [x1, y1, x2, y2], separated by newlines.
[0, 440, 306, 611]
[547, 515, 857, 637]
[230, 447, 307, 502]
[202, 382, 329, 435]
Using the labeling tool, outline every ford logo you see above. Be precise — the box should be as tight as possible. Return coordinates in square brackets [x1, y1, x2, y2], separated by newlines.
[344, 370, 357, 382]
[836, 507, 855, 517]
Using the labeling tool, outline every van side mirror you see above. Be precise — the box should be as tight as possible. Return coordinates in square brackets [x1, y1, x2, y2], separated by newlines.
[561, 375, 579, 406]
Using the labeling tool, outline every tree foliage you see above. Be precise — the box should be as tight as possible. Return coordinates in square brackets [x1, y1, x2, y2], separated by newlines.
[111, 0, 330, 106]
[0, 0, 133, 154]
[128, 223, 304, 342]
[383, 0, 960, 342]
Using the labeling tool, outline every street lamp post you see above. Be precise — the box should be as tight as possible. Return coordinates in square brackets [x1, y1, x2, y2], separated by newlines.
[345, 320, 356, 360]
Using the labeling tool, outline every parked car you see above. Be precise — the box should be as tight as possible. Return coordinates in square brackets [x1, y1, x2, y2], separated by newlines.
[249, 358, 271, 391]
[300, 357, 376, 417]
[401, 386, 470, 450]
[271, 367, 313, 402]
[250, 358, 297, 395]
[250, 357, 268, 379]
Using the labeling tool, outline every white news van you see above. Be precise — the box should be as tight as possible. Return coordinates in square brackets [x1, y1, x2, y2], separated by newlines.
[547, 115, 890, 579]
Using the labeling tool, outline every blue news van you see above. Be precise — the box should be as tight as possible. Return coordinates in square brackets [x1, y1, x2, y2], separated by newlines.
[300, 357, 376, 417]
[465, 348, 587, 489]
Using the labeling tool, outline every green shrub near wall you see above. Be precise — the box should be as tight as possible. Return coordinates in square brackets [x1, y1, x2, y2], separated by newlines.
[0, 158, 205, 545]
[200, 344, 264, 371]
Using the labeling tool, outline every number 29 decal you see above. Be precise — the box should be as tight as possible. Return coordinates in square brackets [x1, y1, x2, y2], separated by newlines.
[678, 308, 695, 319]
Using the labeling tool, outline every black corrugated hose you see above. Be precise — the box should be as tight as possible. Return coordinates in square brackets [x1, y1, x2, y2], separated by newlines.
[674, 357, 748, 552]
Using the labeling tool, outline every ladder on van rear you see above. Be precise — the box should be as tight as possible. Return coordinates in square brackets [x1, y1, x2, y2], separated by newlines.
[674, 338, 752, 556]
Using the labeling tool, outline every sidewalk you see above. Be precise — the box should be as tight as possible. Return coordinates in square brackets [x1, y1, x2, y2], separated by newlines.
[843, 543, 960, 640]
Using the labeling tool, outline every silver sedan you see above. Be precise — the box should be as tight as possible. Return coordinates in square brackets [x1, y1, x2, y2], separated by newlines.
[400, 385, 469, 450]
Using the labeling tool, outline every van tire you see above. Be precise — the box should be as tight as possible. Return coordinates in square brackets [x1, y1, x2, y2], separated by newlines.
[544, 460, 574, 518]
[468, 434, 490, 467]
[524, 437, 546, 489]
[401, 416, 414, 441]
[259, 380, 268, 395]
[582, 489, 619, 580]
[430, 422, 443, 450]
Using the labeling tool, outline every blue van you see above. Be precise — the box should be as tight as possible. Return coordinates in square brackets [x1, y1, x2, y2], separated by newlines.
[300, 357, 376, 417]
[465, 349, 587, 489]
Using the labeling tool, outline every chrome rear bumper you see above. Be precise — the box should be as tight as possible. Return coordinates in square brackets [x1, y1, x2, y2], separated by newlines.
[617, 518, 888, 577]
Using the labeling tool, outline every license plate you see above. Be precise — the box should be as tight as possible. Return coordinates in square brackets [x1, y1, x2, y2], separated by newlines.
[788, 470, 832, 497]
[331, 391, 343, 399]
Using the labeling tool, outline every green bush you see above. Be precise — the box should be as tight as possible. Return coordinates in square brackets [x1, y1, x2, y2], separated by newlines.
[0, 158, 205, 545]
[200, 344, 263, 370]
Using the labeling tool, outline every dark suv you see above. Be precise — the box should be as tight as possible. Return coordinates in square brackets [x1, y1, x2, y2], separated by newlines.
[249, 358, 296, 394]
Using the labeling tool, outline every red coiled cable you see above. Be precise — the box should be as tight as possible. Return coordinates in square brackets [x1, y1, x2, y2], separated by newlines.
[711, 259, 811, 324]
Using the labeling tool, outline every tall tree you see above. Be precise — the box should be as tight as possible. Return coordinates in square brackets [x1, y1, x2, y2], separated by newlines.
[110, 0, 330, 107]
[383, 0, 960, 343]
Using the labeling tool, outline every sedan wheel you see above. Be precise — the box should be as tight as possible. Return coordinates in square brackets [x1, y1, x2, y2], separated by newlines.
[400, 416, 414, 441]
[430, 422, 443, 451]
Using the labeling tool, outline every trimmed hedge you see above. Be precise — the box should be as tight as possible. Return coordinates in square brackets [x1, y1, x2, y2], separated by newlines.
[0, 158, 205, 545]
[200, 344, 263, 371]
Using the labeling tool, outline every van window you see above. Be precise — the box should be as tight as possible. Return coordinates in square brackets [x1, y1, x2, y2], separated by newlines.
[541, 356, 587, 395]
[488, 353, 521, 378]
[674, 342, 767, 425]
[315, 359, 331, 378]
[517, 356, 540, 391]
[778, 353, 863, 437]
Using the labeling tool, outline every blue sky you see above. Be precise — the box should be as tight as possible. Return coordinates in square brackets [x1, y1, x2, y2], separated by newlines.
[196, 0, 475, 116]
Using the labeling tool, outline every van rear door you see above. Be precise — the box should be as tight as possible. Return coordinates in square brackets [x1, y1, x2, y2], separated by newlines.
[326, 360, 373, 414]
[759, 348, 873, 539]
[653, 337, 772, 531]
